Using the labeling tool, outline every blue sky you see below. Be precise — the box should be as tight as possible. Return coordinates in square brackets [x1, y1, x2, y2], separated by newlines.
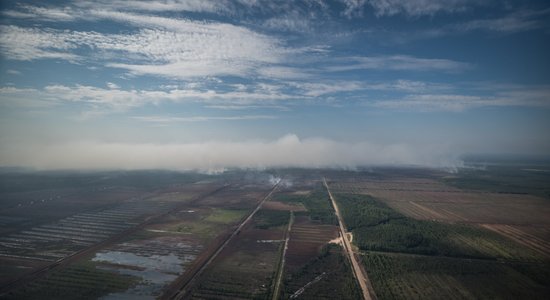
[0, 0, 549, 170]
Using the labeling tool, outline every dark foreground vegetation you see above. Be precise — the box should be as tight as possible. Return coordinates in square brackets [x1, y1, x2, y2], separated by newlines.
[363, 253, 550, 300]
[2, 260, 138, 300]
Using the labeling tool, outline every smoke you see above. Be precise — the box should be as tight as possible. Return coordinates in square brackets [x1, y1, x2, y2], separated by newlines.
[0, 134, 463, 171]
[268, 175, 282, 186]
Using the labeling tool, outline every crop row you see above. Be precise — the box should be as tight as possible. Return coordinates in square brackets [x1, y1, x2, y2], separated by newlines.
[0, 200, 173, 261]
[362, 253, 550, 300]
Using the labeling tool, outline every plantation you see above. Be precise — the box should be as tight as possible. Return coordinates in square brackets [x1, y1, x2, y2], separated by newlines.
[282, 244, 362, 300]
[363, 253, 550, 300]
[335, 193, 542, 260]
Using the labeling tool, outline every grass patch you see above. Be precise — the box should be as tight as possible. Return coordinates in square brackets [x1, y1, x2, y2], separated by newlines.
[205, 208, 247, 224]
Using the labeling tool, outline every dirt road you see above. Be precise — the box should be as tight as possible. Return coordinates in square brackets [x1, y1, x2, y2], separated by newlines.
[323, 177, 376, 300]
[271, 210, 294, 300]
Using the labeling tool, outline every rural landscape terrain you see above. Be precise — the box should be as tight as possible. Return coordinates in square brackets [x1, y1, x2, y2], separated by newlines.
[0, 158, 548, 299]
[2, 0, 549, 299]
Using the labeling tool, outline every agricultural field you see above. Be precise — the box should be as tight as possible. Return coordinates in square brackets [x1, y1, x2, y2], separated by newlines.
[282, 244, 362, 300]
[1, 166, 549, 299]
[362, 253, 550, 300]
[326, 163, 550, 300]
[329, 166, 550, 260]
[333, 193, 543, 261]
[0, 170, 277, 298]
[187, 209, 288, 299]
[176, 177, 354, 300]
[2, 260, 139, 300]
[284, 215, 339, 271]
[273, 185, 337, 226]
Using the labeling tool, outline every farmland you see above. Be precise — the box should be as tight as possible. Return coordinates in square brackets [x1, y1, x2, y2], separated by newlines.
[326, 162, 550, 299]
[0, 165, 549, 299]
[362, 253, 550, 300]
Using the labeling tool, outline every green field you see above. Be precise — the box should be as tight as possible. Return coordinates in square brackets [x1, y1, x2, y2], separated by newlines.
[205, 208, 248, 224]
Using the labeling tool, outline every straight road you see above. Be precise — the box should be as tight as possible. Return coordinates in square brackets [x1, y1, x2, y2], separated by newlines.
[163, 181, 281, 300]
[323, 177, 376, 300]
[271, 210, 294, 300]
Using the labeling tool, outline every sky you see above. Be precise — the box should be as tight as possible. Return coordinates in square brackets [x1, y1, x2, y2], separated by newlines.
[0, 0, 549, 171]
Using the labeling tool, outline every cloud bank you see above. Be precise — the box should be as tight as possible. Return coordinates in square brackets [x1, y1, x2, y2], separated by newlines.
[0, 134, 462, 171]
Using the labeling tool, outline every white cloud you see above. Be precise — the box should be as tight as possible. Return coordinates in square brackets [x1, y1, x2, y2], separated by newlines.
[326, 55, 471, 72]
[262, 13, 313, 32]
[106, 82, 120, 89]
[206, 104, 290, 111]
[0, 25, 80, 61]
[6, 69, 21, 75]
[77, 0, 231, 14]
[290, 81, 365, 97]
[0, 19, 289, 79]
[373, 94, 488, 112]
[0, 87, 60, 108]
[0, 84, 301, 114]
[456, 10, 549, 33]
[132, 115, 277, 123]
[0, 134, 462, 170]
[2, 5, 79, 22]
[340, 0, 367, 18]
[9, 5, 76, 21]
[372, 87, 550, 111]
[256, 66, 312, 79]
[368, 0, 476, 17]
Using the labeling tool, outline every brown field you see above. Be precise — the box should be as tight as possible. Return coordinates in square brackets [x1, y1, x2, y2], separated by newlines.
[188, 215, 286, 299]
[332, 178, 550, 225]
[262, 201, 307, 212]
[197, 186, 269, 210]
[481, 224, 550, 258]
[285, 216, 338, 271]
